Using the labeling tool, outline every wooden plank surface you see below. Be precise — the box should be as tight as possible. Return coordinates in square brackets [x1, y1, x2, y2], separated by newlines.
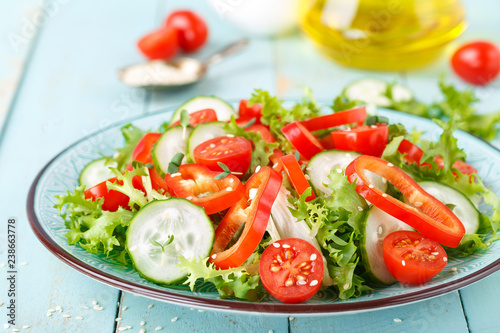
[1, 0, 499, 332]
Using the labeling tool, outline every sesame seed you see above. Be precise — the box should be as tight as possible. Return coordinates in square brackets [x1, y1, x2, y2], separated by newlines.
[387, 163, 394, 167]
[126, 326, 131, 329]
[63, 314, 71, 318]
[382, 193, 387, 197]
[83, 305, 90, 310]
[198, 309, 205, 312]
[118, 328, 127, 332]
[336, 168, 343, 174]
[116, 318, 122, 321]
[402, 260, 406, 266]
[186, 196, 193, 200]
[226, 134, 235, 138]
[76, 316, 83, 320]
[368, 184, 374, 189]
[117, 302, 120, 307]
[282, 244, 290, 249]
[382, 177, 387, 183]
[3, 324, 9, 329]
[190, 308, 194, 311]
[46, 313, 52, 317]
[229, 178, 234, 183]
[211, 254, 217, 259]
[297, 281, 307, 285]
[140, 321, 146, 326]
[226, 187, 232, 192]
[451, 267, 458, 272]
[23, 325, 30, 329]
[140, 329, 145, 333]
[12, 329, 19, 332]
[47, 309, 55, 313]
[0, 302, 3, 307]
[0, 263, 5, 267]
[431, 252, 439, 255]
[486, 242, 491, 246]
[289, 317, 295, 321]
[357, 206, 363, 211]
[148, 304, 154, 309]
[171, 317, 178, 322]
[155, 327, 163, 331]
[255, 166, 261, 172]
[310, 254, 317, 261]
[343, 283, 350, 289]
[394, 318, 402, 323]
[209, 144, 216, 148]
[371, 125, 377, 129]
[56, 306, 62, 312]
[272, 243, 280, 248]
[272, 163, 279, 169]
[443, 257, 448, 262]
[171, 173, 181, 177]
[20, 262, 27, 266]
[94, 305, 103, 311]
[92, 301, 97, 305]
[310, 280, 318, 286]
[269, 330, 273, 333]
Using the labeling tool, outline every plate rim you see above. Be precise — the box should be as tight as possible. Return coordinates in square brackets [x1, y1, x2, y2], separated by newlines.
[26, 106, 500, 314]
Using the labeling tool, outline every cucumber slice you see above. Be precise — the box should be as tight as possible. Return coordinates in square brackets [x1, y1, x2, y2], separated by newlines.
[126, 198, 214, 285]
[79, 158, 117, 188]
[360, 206, 414, 285]
[152, 125, 192, 175]
[306, 150, 387, 195]
[416, 181, 480, 235]
[169, 96, 236, 125]
[185, 121, 227, 163]
[344, 78, 412, 107]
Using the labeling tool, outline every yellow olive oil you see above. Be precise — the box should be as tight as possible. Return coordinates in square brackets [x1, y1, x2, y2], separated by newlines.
[299, 0, 466, 70]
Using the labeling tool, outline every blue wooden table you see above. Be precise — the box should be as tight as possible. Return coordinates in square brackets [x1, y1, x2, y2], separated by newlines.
[1, 0, 500, 332]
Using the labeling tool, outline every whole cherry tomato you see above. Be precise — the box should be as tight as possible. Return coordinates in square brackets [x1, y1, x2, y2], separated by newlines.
[451, 41, 500, 85]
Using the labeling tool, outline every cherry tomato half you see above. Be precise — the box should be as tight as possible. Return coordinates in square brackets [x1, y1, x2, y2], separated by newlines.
[383, 230, 448, 285]
[331, 125, 388, 157]
[259, 238, 324, 303]
[165, 10, 208, 53]
[193, 136, 252, 175]
[137, 27, 179, 60]
[245, 124, 276, 143]
[451, 41, 500, 85]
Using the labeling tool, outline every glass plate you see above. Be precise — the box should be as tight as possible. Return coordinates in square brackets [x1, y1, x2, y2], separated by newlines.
[27, 106, 500, 315]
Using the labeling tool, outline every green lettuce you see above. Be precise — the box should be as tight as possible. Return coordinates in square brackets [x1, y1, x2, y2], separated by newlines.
[177, 256, 261, 301]
[105, 124, 145, 172]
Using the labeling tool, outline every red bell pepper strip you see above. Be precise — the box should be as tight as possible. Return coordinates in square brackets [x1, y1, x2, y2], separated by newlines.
[282, 122, 324, 160]
[280, 154, 316, 201]
[164, 164, 245, 215]
[331, 124, 388, 157]
[300, 106, 367, 132]
[345, 155, 465, 247]
[209, 166, 282, 269]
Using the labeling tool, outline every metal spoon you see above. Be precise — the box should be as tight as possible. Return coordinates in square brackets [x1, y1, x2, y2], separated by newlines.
[118, 38, 249, 89]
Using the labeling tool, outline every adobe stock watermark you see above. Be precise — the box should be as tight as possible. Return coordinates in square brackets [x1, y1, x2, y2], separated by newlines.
[207, 0, 244, 15]
[6, 0, 72, 53]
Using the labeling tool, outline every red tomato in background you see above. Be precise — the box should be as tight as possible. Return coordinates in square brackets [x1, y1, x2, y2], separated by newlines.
[451, 41, 500, 85]
[137, 27, 179, 60]
[383, 231, 448, 285]
[259, 238, 324, 303]
[166, 10, 208, 53]
[193, 136, 252, 175]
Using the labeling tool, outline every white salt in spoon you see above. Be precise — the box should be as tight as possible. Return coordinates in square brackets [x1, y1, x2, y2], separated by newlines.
[118, 39, 248, 89]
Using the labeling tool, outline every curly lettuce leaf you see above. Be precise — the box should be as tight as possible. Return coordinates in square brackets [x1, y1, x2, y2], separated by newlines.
[177, 256, 261, 301]
[250, 89, 321, 154]
[105, 124, 145, 172]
